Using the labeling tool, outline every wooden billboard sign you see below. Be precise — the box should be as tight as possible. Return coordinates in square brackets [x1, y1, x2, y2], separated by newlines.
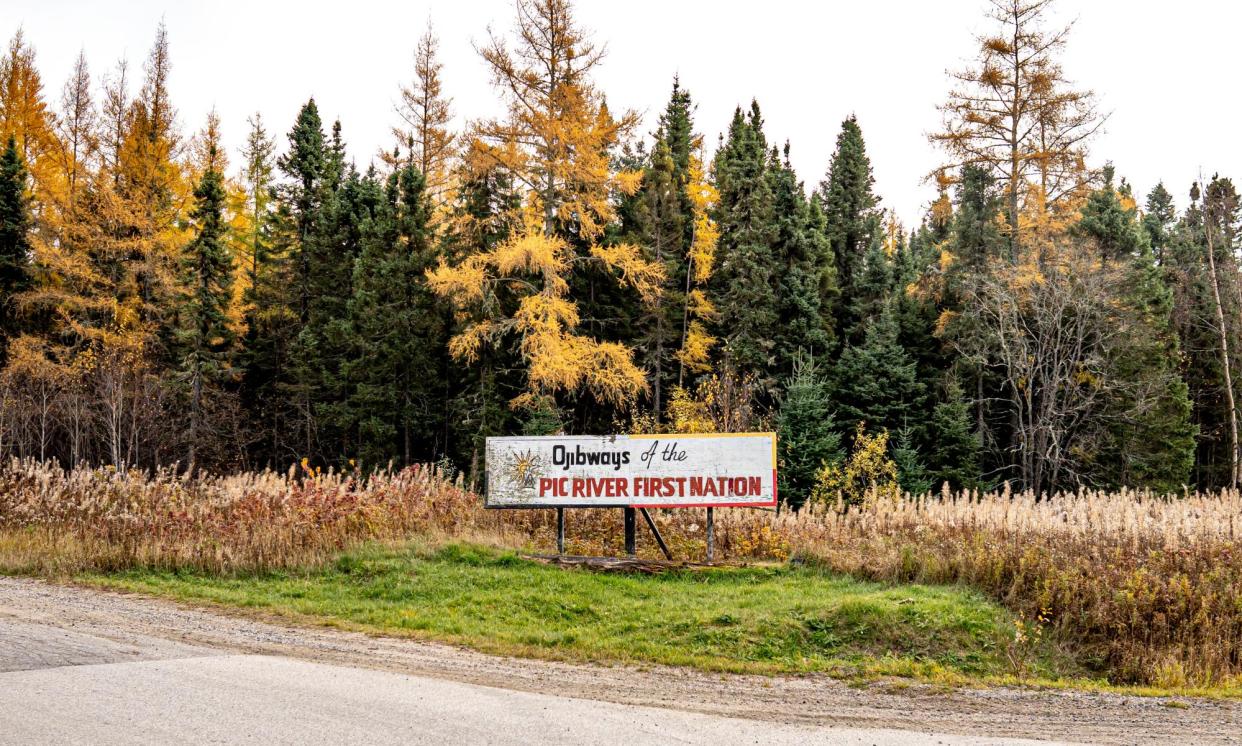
[485, 433, 777, 562]
[484, 433, 777, 509]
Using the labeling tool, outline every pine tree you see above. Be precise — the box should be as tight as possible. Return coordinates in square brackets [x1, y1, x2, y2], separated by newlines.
[817, 115, 879, 342]
[776, 352, 842, 510]
[710, 102, 777, 381]
[0, 135, 32, 363]
[176, 135, 234, 470]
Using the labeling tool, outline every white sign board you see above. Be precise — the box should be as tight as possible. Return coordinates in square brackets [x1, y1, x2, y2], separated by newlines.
[485, 433, 777, 508]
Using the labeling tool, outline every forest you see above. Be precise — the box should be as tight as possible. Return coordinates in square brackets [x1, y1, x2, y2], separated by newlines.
[0, 0, 1237, 505]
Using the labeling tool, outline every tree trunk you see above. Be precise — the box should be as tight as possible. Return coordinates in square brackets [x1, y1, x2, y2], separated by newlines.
[1204, 215, 1239, 489]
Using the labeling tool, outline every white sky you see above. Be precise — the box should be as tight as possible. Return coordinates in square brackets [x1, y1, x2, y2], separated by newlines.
[7, 0, 1240, 226]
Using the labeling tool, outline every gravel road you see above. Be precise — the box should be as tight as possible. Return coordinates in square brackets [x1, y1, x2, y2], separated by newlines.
[1, 577, 1238, 745]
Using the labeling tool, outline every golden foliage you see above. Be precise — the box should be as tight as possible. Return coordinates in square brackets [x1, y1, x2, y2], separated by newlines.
[672, 143, 720, 378]
[665, 385, 716, 434]
[811, 423, 899, 506]
[589, 241, 665, 306]
[430, 0, 653, 408]
[675, 320, 716, 376]
[685, 148, 718, 284]
[386, 22, 457, 216]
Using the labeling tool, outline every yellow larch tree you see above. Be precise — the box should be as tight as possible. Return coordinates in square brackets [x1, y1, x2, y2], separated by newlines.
[676, 141, 718, 383]
[931, 0, 1103, 259]
[0, 30, 60, 206]
[430, 0, 662, 412]
[386, 21, 457, 220]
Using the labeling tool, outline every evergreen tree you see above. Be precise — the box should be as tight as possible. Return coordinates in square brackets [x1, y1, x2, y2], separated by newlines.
[710, 102, 777, 381]
[1142, 182, 1175, 265]
[1105, 244, 1196, 491]
[0, 135, 31, 364]
[343, 165, 443, 466]
[817, 115, 878, 342]
[846, 230, 893, 332]
[302, 162, 382, 461]
[951, 165, 1003, 271]
[892, 426, 932, 495]
[176, 138, 234, 470]
[631, 137, 686, 418]
[1079, 168, 1196, 490]
[659, 78, 694, 184]
[277, 99, 328, 325]
[768, 144, 832, 379]
[924, 383, 982, 491]
[776, 352, 842, 510]
[830, 303, 926, 437]
[1076, 165, 1145, 260]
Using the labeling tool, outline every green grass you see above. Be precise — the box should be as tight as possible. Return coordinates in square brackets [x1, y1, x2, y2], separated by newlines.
[80, 541, 1082, 682]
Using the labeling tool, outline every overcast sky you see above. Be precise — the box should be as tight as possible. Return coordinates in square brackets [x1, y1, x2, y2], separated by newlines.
[7, 0, 1240, 225]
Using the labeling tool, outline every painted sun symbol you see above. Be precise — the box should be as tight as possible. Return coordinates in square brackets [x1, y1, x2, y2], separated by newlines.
[507, 449, 542, 488]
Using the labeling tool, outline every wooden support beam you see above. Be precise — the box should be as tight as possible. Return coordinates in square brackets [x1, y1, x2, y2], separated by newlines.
[556, 507, 565, 555]
[639, 508, 672, 560]
[623, 507, 636, 556]
[706, 507, 715, 563]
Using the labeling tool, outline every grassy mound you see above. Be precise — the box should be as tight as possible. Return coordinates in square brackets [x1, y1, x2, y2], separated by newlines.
[85, 542, 1080, 682]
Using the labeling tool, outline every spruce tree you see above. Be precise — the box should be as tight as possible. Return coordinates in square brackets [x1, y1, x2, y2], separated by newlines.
[776, 352, 842, 510]
[277, 99, 328, 324]
[710, 102, 777, 381]
[1076, 165, 1145, 261]
[1142, 182, 1175, 265]
[176, 142, 234, 470]
[343, 165, 442, 466]
[846, 230, 893, 333]
[924, 383, 982, 491]
[768, 144, 832, 380]
[0, 135, 31, 364]
[830, 303, 925, 437]
[951, 165, 1003, 271]
[817, 116, 878, 342]
[632, 137, 686, 418]
[1078, 169, 1196, 491]
[892, 426, 932, 495]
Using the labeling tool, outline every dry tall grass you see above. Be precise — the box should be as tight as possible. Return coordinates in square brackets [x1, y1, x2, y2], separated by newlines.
[1, 458, 1238, 687]
[0, 460, 483, 574]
